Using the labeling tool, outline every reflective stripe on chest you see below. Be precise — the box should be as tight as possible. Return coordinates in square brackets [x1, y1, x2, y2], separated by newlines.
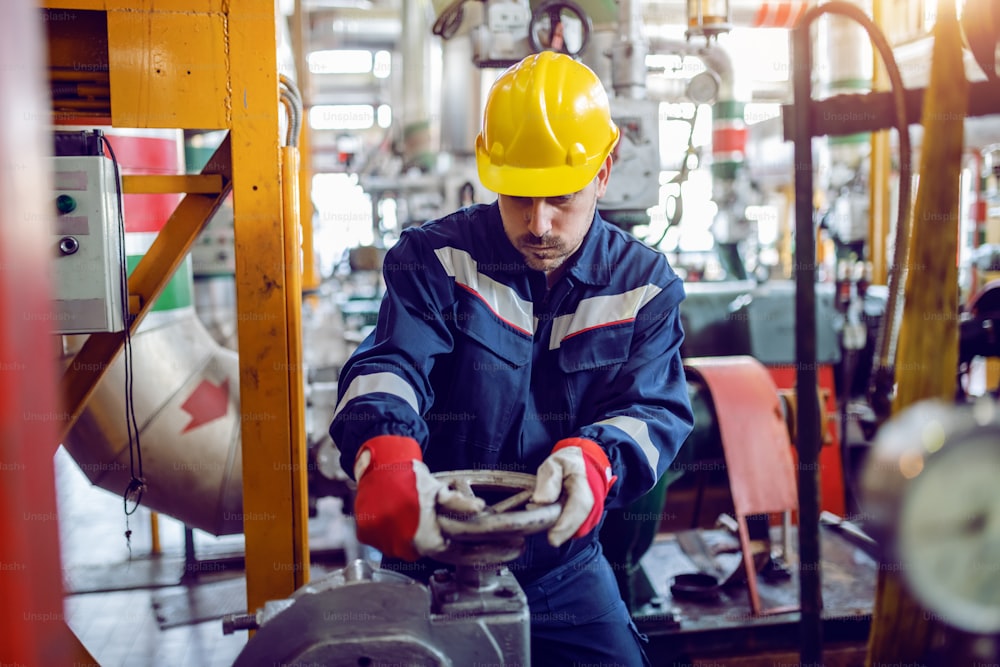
[434, 245, 663, 350]
[548, 284, 662, 350]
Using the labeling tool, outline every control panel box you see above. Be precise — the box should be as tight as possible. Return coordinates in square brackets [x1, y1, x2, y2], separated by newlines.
[52, 155, 126, 333]
[472, 0, 532, 67]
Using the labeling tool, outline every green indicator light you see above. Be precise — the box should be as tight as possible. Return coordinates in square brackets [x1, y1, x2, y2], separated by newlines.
[56, 194, 77, 214]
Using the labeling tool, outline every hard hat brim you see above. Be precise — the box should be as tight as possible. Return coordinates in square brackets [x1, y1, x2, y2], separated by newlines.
[474, 131, 619, 198]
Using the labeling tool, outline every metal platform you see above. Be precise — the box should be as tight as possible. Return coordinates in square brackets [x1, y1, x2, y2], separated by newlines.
[636, 526, 877, 664]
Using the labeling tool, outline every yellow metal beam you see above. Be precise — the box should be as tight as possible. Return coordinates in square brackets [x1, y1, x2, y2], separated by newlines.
[58, 135, 233, 443]
[45, 0, 311, 617]
[122, 174, 224, 194]
[229, 0, 311, 610]
[866, 2, 967, 664]
[282, 144, 311, 583]
[105, 4, 229, 129]
[869, 0, 890, 286]
[292, 0, 320, 291]
[41, 1, 227, 8]
[869, 131, 890, 285]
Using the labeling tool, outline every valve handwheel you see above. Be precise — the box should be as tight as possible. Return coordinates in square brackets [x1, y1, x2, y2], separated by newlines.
[432, 470, 563, 566]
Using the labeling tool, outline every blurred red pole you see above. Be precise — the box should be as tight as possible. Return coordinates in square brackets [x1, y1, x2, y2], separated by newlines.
[0, 3, 95, 664]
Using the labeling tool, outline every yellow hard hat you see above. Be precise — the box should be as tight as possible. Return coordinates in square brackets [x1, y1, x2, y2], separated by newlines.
[475, 52, 620, 197]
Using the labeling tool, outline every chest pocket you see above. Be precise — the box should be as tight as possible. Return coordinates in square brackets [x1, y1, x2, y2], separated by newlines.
[452, 293, 532, 368]
[557, 322, 634, 374]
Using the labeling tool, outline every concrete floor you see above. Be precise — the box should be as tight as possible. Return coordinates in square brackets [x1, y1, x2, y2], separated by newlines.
[58, 446, 250, 666]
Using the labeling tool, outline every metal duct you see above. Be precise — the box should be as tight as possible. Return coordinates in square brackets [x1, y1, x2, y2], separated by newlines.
[400, 0, 436, 158]
[644, 36, 751, 247]
[439, 35, 481, 156]
[609, 0, 649, 99]
[62, 308, 244, 536]
[642, 0, 808, 29]
[582, 30, 616, 88]
[309, 7, 403, 48]
[814, 0, 873, 264]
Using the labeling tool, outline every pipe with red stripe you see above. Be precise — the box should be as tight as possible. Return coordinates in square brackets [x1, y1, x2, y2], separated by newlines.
[712, 99, 747, 181]
[752, 1, 808, 28]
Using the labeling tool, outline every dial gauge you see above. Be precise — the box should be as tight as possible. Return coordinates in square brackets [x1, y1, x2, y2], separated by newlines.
[898, 430, 1000, 634]
[862, 399, 1000, 634]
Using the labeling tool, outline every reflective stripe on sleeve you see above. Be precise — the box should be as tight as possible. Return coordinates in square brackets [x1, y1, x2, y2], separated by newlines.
[333, 371, 421, 419]
[594, 415, 659, 471]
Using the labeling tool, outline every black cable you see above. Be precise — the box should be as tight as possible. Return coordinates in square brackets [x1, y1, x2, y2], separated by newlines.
[432, 0, 474, 40]
[647, 107, 700, 249]
[98, 133, 146, 540]
[789, 6, 911, 664]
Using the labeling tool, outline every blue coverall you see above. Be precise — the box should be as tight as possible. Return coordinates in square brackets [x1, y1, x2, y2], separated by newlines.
[330, 201, 694, 666]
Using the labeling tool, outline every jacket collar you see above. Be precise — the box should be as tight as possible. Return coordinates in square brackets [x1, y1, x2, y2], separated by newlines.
[487, 201, 613, 287]
[564, 210, 613, 287]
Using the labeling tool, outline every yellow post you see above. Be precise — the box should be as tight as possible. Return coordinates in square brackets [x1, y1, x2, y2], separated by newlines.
[41, 0, 310, 641]
[229, 0, 311, 610]
[291, 0, 320, 292]
[869, 130, 890, 286]
[282, 142, 311, 587]
[868, 0, 890, 286]
[866, 0, 967, 663]
[150, 511, 161, 556]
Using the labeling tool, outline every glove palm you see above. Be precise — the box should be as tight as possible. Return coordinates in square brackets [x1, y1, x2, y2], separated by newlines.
[532, 438, 617, 547]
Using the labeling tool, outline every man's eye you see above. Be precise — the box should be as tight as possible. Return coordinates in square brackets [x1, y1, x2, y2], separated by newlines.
[548, 196, 574, 206]
[511, 196, 532, 206]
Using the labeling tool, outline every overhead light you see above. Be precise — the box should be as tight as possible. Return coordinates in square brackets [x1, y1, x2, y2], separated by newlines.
[376, 104, 392, 129]
[373, 50, 391, 79]
[308, 49, 373, 75]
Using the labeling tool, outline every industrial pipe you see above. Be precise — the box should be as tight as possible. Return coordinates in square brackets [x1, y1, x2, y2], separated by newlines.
[63, 305, 245, 536]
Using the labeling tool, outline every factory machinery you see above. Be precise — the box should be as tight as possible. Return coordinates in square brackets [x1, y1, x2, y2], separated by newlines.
[3, 0, 1000, 665]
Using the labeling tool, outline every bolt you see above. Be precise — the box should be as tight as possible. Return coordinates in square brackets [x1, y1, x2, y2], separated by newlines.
[221, 612, 259, 634]
[58, 236, 79, 256]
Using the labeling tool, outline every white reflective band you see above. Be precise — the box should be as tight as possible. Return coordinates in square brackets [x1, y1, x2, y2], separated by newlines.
[333, 371, 420, 419]
[595, 416, 659, 471]
[434, 246, 534, 335]
[549, 284, 663, 350]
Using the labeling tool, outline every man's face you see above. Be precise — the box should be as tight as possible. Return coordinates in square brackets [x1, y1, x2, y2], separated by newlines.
[498, 157, 612, 275]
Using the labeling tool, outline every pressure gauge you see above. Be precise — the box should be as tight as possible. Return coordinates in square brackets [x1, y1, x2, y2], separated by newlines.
[686, 70, 721, 105]
[861, 398, 1000, 634]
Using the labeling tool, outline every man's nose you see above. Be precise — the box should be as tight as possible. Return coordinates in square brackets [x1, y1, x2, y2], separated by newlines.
[526, 200, 553, 238]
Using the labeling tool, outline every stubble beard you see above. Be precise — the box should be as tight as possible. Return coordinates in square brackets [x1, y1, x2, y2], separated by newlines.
[517, 235, 572, 272]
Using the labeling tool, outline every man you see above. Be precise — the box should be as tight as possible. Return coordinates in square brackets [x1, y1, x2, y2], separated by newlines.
[330, 51, 693, 666]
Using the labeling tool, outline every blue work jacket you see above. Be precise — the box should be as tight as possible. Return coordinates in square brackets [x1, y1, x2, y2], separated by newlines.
[330, 201, 694, 581]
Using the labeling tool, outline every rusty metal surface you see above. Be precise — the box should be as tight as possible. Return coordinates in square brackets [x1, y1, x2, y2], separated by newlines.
[637, 526, 877, 660]
[683, 356, 800, 616]
[684, 357, 798, 515]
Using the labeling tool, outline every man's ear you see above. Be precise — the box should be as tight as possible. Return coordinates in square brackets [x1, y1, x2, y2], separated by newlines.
[595, 155, 613, 197]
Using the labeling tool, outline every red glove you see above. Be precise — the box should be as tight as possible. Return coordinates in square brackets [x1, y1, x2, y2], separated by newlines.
[532, 438, 618, 547]
[353, 435, 484, 561]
